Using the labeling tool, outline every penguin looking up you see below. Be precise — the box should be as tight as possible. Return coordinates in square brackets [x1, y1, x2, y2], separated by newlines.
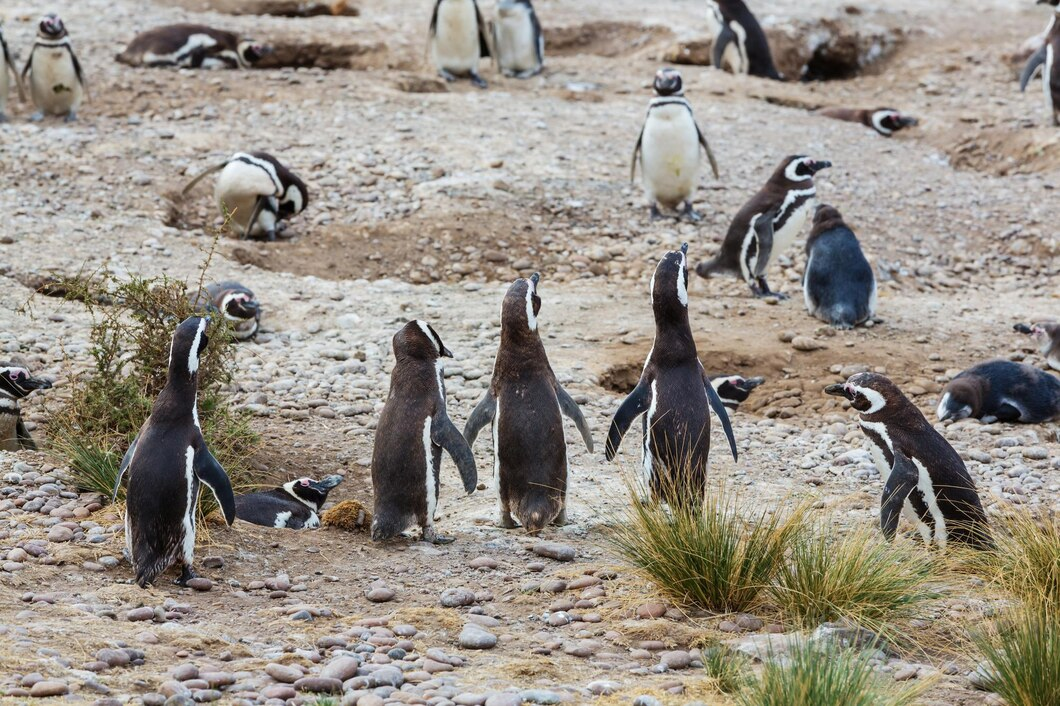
[825, 373, 992, 550]
[705, 0, 782, 80]
[696, 155, 831, 299]
[463, 274, 594, 533]
[802, 204, 877, 329]
[816, 107, 918, 137]
[710, 374, 764, 412]
[429, 0, 492, 88]
[0, 23, 25, 122]
[605, 244, 739, 507]
[1014, 320, 1060, 371]
[235, 475, 343, 529]
[22, 14, 87, 122]
[371, 321, 477, 544]
[0, 363, 52, 452]
[491, 0, 543, 78]
[114, 317, 237, 587]
[188, 282, 261, 341]
[1020, 3, 1060, 126]
[631, 68, 720, 222]
[937, 360, 1060, 424]
[117, 24, 272, 69]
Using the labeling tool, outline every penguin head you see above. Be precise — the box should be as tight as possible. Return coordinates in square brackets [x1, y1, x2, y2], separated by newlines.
[653, 68, 684, 97]
[1016, 321, 1059, 354]
[0, 365, 52, 400]
[502, 273, 542, 334]
[497, 0, 529, 14]
[237, 40, 273, 67]
[220, 289, 260, 323]
[870, 109, 918, 137]
[809, 203, 847, 236]
[936, 382, 979, 422]
[278, 177, 309, 218]
[38, 14, 66, 38]
[168, 316, 210, 380]
[283, 475, 343, 510]
[824, 372, 903, 417]
[395, 320, 452, 360]
[780, 156, 832, 183]
[650, 243, 690, 319]
[712, 375, 765, 409]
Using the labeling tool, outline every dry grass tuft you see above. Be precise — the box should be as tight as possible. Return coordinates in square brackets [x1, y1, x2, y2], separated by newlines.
[974, 602, 1060, 706]
[390, 606, 464, 633]
[972, 507, 1060, 610]
[321, 500, 373, 532]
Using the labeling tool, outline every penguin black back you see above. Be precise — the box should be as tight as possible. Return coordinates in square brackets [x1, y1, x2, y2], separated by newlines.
[709, 0, 782, 80]
[803, 204, 876, 329]
[0, 364, 52, 451]
[938, 360, 1060, 424]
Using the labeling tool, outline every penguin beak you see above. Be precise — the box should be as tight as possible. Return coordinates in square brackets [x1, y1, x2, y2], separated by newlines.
[22, 376, 52, 391]
[825, 383, 853, 400]
[1014, 323, 1033, 334]
[742, 376, 765, 391]
[313, 475, 343, 491]
[808, 160, 832, 174]
[441, 345, 454, 358]
[530, 272, 541, 287]
[897, 116, 918, 128]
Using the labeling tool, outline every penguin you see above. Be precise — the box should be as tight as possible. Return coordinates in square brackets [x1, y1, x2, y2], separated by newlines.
[825, 373, 992, 549]
[0, 22, 25, 122]
[371, 320, 477, 544]
[937, 360, 1060, 424]
[696, 155, 832, 299]
[182, 152, 309, 241]
[1020, 3, 1060, 126]
[605, 244, 739, 507]
[704, 0, 782, 80]
[491, 0, 543, 78]
[116, 24, 272, 69]
[429, 0, 491, 88]
[113, 317, 237, 587]
[630, 68, 721, 221]
[802, 204, 877, 329]
[0, 364, 52, 452]
[21, 14, 86, 122]
[710, 374, 765, 412]
[463, 274, 594, 533]
[816, 107, 918, 137]
[188, 281, 261, 341]
[1014, 320, 1060, 371]
[235, 475, 343, 528]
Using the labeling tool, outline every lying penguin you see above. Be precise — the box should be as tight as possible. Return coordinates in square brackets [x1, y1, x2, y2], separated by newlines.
[937, 360, 1060, 424]
[188, 282, 261, 340]
[0, 363, 52, 451]
[117, 24, 272, 69]
[235, 475, 343, 529]
[710, 374, 765, 412]
[816, 107, 918, 137]
[1015, 320, 1060, 371]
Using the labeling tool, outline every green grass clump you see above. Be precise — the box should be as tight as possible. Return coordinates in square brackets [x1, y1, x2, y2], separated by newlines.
[702, 646, 752, 694]
[973, 508, 1060, 610]
[975, 603, 1060, 706]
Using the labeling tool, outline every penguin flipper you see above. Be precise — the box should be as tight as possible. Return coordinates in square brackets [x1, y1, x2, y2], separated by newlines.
[556, 385, 594, 453]
[433, 415, 478, 494]
[712, 25, 736, 71]
[194, 447, 237, 525]
[630, 125, 645, 183]
[1020, 44, 1047, 93]
[3, 44, 24, 101]
[606, 379, 652, 461]
[530, 9, 544, 68]
[881, 452, 919, 540]
[695, 123, 720, 179]
[20, 50, 32, 85]
[463, 390, 496, 446]
[475, 2, 491, 59]
[182, 162, 228, 196]
[112, 436, 139, 503]
[749, 210, 777, 279]
[703, 376, 739, 462]
[69, 48, 89, 101]
[15, 416, 37, 451]
[243, 196, 269, 239]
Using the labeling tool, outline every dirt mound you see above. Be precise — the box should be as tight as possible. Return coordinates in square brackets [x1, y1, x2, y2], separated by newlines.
[256, 40, 389, 70]
[547, 22, 674, 58]
[172, 0, 358, 15]
[947, 127, 1060, 176]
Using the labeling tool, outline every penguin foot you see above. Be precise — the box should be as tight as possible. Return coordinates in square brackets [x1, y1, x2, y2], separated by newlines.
[29, 112, 44, 123]
[265, 230, 277, 242]
[63, 111, 78, 123]
[512, 68, 542, 79]
[438, 69, 458, 83]
[649, 204, 665, 221]
[498, 510, 517, 529]
[552, 508, 568, 527]
[422, 526, 454, 544]
[0, 113, 8, 123]
[175, 565, 200, 586]
[681, 204, 703, 222]
[469, 72, 488, 89]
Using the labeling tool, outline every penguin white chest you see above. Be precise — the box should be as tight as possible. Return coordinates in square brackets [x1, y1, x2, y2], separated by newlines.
[29, 47, 83, 114]
[215, 163, 279, 236]
[494, 9, 537, 73]
[768, 192, 814, 267]
[0, 63, 10, 113]
[1045, 43, 1057, 122]
[640, 105, 700, 207]
[432, 0, 480, 73]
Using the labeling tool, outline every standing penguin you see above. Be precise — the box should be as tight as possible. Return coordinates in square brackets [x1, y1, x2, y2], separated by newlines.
[937, 360, 1060, 424]
[705, 0, 782, 80]
[0, 364, 52, 451]
[371, 321, 477, 544]
[113, 317, 237, 587]
[0, 23, 25, 122]
[696, 155, 831, 298]
[182, 152, 309, 241]
[1020, 3, 1060, 126]
[22, 14, 86, 122]
[631, 68, 720, 221]
[825, 373, 992, 549]
[463, 274, 594, 533]
[117, 24, 272, 69]
[235, 475, 343, 529]
[802, 204, 877, 329]
[1015, 320, 1060, 371]
[816, 107, 918, 137]
[605, 244, 739, 506]
[491, 0, 543, 78]
[188, 281, 261, 340]
[429, 0, 491, 88]
[710, 374, 765, 412]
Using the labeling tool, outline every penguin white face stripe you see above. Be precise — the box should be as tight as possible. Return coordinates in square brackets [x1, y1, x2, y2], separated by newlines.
[283, 480, 319, 509]
[273, 511, 292, 528]
[525, 279, 537, 331]
[676, 251, 688, 307]
[187, 318, 207, 376]
[936, 393, 951, 421]
[230, 153, 283, 195]
[870, 111, 896, 136]
[849, 384, 886, 414]
[182, 446, 196, 564]
[784, 158, 812, 182]
[283, 185, 304, 214]
[423, 416, 436, 525]
[416, 320, 440, 354]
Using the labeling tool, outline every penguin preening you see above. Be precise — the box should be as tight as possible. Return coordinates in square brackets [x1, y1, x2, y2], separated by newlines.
[429, 0, 492, 88]
[463, 274, 594, 533]
[1015, 320, 1060, 371]
[188, 281, 261, 341]
[631, 68, 720, 221]
[114, 317, 237, 587]
[0, 23, 25, 122]
[182, 152, 308, 241]
[710, 374, 765, 412]
[697, 155, 831, 299]
[1020, 3, 1060, 126]
[235, 475, 343, 529]
[825, 373, 992, 550]
[491, 0, 543, 78]
[802, 204, 877, 329]
[937, 360, 1060, 424]
[705, 0, 782, 80]
[117, 24, 272, 69]
[817, 107, 918, 137]
[22, 14, 87, 122]
[0, 364, 52, 452]
[606, 244, 739, 507]
[371, 321, 477, 544]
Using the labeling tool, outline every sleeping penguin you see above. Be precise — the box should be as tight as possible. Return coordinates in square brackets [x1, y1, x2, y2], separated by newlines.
[937, 360, 1060, 424]
[710, 374, 765, 412]
[235, 476, 343, 529]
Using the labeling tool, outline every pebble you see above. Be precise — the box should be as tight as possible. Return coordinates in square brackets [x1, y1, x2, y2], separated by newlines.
[366, 587, 396, 603]
[185, 578, 212, 592]
[47, 526, 73, 542]
[459, 625, 498, 650]
[29, 681, 69, 697]
[440, 587, 477, 607]
[320, 656, 361, 681]
[660, 650, 692, 669]
[265, 664, 301, 683]
[532, 542, 576, 562]
[127, 607, 155, 622]
[587, 681, 619, 695]
[635, 603, 667, 619]
[633, 697, 663, 706]
[293, 676, 342, 693]
[520, 689, 562, 704]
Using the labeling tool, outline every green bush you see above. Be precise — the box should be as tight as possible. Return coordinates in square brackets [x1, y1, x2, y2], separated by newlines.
[702, 646, 752, 694]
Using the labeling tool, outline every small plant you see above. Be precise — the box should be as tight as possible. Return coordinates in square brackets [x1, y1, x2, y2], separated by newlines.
[973, 508, 1060, 610]
[702, 646, 752, 694]
[975, 603, 1060, 706]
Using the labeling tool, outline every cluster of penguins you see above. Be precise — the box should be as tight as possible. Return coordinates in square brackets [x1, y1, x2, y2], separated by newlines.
[0, 1, 1058, 587]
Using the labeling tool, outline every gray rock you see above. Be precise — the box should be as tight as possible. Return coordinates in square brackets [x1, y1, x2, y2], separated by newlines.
[320, 656, 361, 681]
[587, 680, 619, 695]
[520, 689, 562, 704]
[293, 676, 342, 693]
[633, 697, 663, 706]
[440, 587, 476, 607]
[29, 681, 69, 697]
[459, 625, 498, 650]
[532, 542, 575, 562]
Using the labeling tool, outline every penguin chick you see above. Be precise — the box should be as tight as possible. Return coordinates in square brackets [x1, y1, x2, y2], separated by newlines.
[188, 281, 261, 341]
[937, 360, 1060, 424]
[710, 374, 765, 411]
[429, 0, 491, 88]
[816, 107, 918, 137]
[0, 22, 26, 123]
[491, 0, 543, 78]
[1015, 320, 1060, 371]
[117, 24, 272, 69]
[235, 475, 343, 528]
[0, 363, 52, 451]
[802, 204, 877, 329]
[1020, 3, 1060, 126]
[22, 14, 87, 122]
[705, 0, 782, 80]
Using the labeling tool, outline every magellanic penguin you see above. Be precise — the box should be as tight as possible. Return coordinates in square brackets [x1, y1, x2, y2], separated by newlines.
[491, 0, 543, 78]
[0, 363, 52, 451]
[1015, 320, 1060, 371]
[463, 274, 594, 533]
[1020, 2, 1060, 126]
[606, 244, 739, 507]
[22, 14, 87, 122]
[113, 317, 237, 587]
[182, 152, 309, 241]
[235, 475, 343, 528]
[696, 155, 831, 299]
[117, 24, 272, 69]
[825, 373, 992, 550]
[710, 374, 765, 412]
[802, 204, 877, 329]
[371, 321, 477, 544]
[631, 68, 720, 221]
[0, 22, 25, 122]
[937, 360, 1060, 424]
[705, 0, 782, 80]
[188, 281, 261, 340]
[429, 0, 492, 88]
[817, 107, 918, 137]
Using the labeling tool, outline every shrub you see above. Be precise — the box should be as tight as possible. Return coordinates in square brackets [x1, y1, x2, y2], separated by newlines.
[702, 646, 752, 694]
[973, 508, 1060, 610]
[975, 603, 1060, 706]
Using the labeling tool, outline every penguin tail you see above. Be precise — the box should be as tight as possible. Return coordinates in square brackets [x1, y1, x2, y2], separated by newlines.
[695, 255, 730, 279]
[133, 552, 170, 588]
[370, 511, 407, 542]
[516, 490, 560, 535]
